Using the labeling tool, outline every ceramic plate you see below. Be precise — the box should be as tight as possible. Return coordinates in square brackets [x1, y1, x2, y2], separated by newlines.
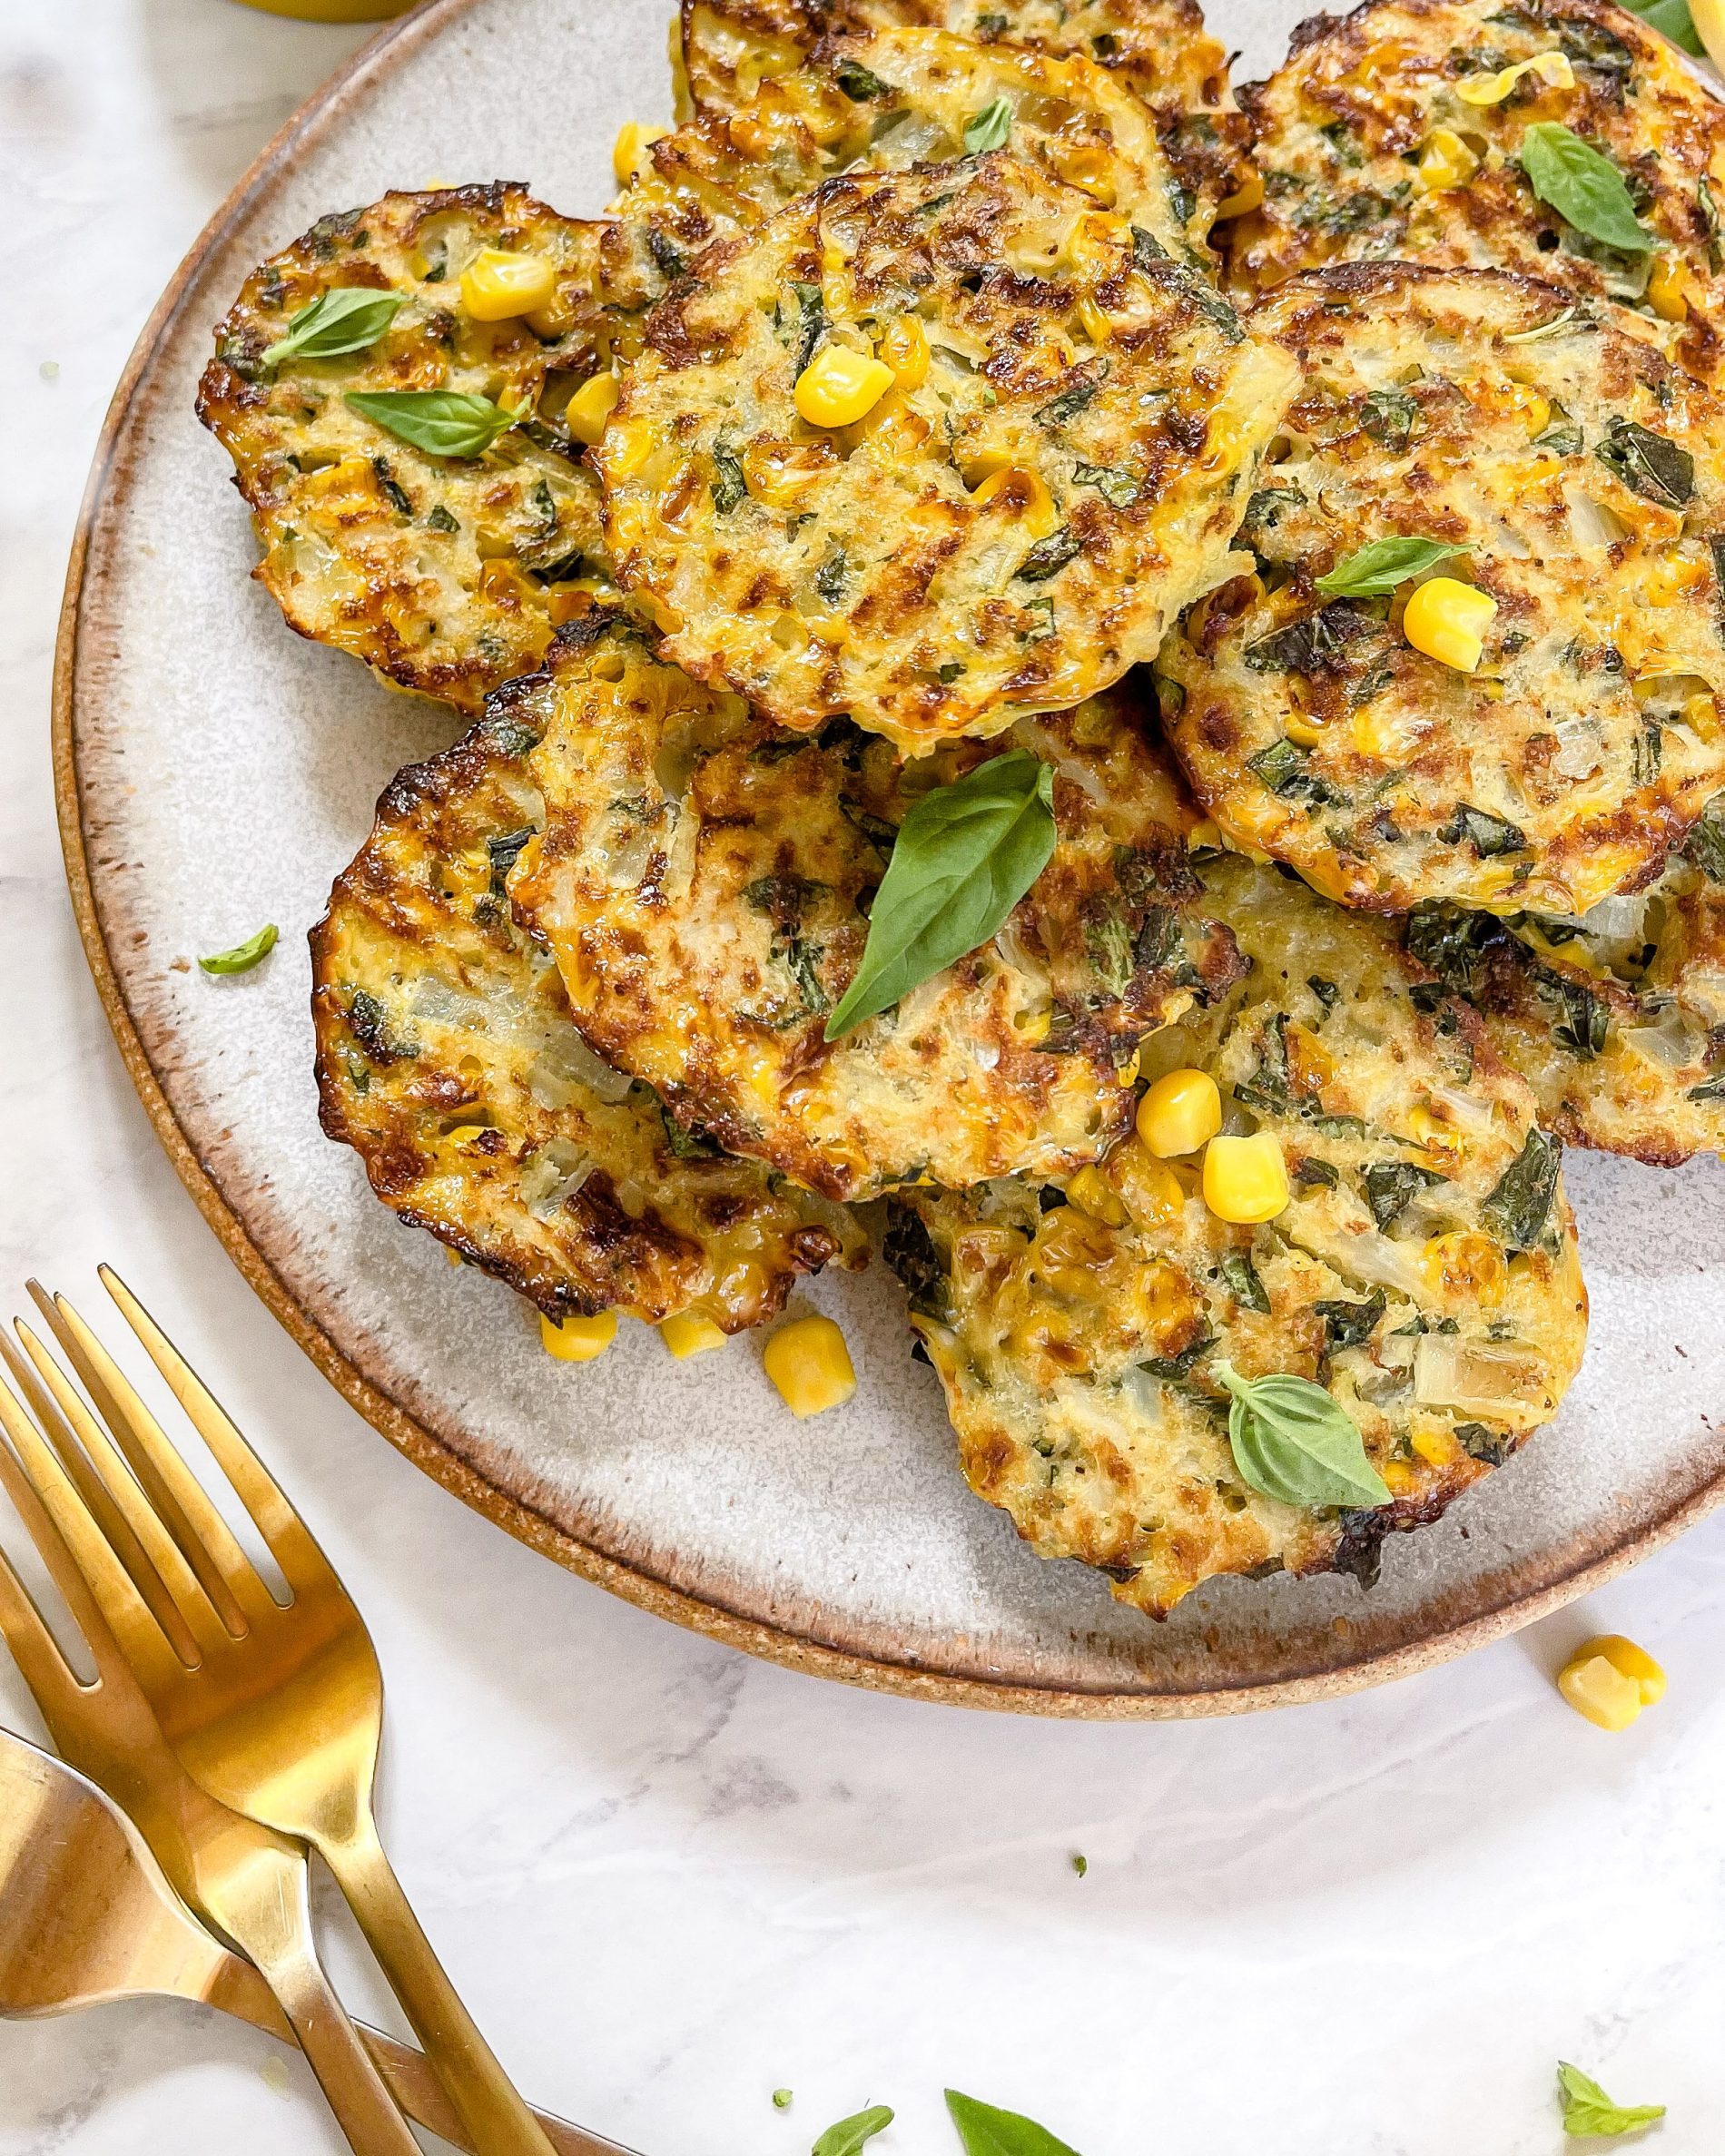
[54, 0, 1725, 1716]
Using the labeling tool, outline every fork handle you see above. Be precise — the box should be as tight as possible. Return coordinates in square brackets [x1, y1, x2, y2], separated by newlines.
[214, 1848, 423, 2156]
[211, 1959, 637, 2156]
[320, 1814, 557, 2156]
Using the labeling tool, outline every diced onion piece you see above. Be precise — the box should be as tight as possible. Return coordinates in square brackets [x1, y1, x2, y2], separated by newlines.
[1414, 1334, 1546, 1415]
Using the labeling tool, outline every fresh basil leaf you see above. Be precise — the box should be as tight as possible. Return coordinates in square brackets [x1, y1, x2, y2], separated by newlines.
[1594, 418, 1694, 507]
[1519, 123, 1654, 253]
[964, 96, 1014, 153]
[1215, 1361, 1392, 1511]
[813, 2105, 893, 2156]
[1315, 536, 1464, 597]
[824, 750, 1056, 1039]
[1620, 0, 1702, 54]
[345, 389, 517, 458]
[198, 924, 279, 976]
[1557, 2062, 1667, 2139]
[261, 286, 402, 369]
[945, 2089, 1083, 2156]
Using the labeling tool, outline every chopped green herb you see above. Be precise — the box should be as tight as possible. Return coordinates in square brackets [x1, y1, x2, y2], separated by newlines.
[1247, 737, 1340, 807]
[964, 96, 1014, 153]
[945, 2091, 1083, 2156]
[1215, 1362, 1392, 1510]
[774, 2090, 794, 2112]
[1443, 804, 1528, 857]
[1034, 368, 1107, 428]
[1685, 793, 1725, 880]
[261, 285, 402, 369]
[1129, 224, 1168, 271]
[1483, 1127, 1562, 1248]
[1359, 387, 1420, 452]
[1315, 1288, 1387, 1348]
[1594, 418, 1694, 507]
[1017, 527, 1082, 581]
[199, 924, 279, 976]
[1070, 1852, 1088, 1876]
[711, 444, 747, 515]
[1071, 461, 1142, 508]
[1315, 535, 1464, 597]
[1545, 973, 1610, 1058]
[1363, 1160, 1444, 1229]
[834, 58, 891, 98]
[813, 2106, 893, 2156]
[425, 500, 460, 533]
[825, 750, 1055, 1039]
[1556, 2062, 1666, 2139]
[1519, 123, 1653, 253]
[1219, 1251, 1271, 1314]
[345, 389, 515, 458]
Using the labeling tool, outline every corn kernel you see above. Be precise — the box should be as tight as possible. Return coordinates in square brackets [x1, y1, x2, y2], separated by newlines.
[1212, 169, 1265, 220]
[540, 1310, 617, 1363]
[880, 314, 930, 390]
[1422, 1228, 1507, 1307]
[1416, 126, 1479, 192]
[1683, 689, 1721, 742]
[1066, 1164, 1129, 1226]
[1202, 1131, 1289, 1223]
[1410, 1424, 1459, 1468]
[1454, 49, 1572, 103]
[1402, 576, 1497, 672]
[1137, 1068, 1223, 1157]
[1061, 211, 1132, 277]
[602, 417, 657, 479]
[763, 1314, 856, 1417]
[971, 465, 1060, 539]
[1558, 1648, 1647, 1732]
[1567, 1633, 1666, 1708]
[459, 249, 558, 323]
[794, 344, 895, 428]
[1408, 1104, 1465, 1163]
[1075, 293, 1114, 346]
[1520, 389, 1552, 438]
[613, 120, 668, 186]
[1649, 253, 1696, 323]
[660, 1309, 728, 1359]
[1108, 1140, 1185, 1226]
[564, 369, 621, 447]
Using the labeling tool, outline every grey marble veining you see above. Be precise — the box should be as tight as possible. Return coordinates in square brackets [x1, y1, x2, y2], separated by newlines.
[2, 3, 1723, 2152]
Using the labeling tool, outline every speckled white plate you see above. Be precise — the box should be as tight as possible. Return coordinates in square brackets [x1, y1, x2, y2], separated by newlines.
[53, 0, 1725, 1716]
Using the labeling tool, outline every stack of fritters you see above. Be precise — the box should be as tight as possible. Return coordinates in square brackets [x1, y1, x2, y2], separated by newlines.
[199, 0, 1725, 1619]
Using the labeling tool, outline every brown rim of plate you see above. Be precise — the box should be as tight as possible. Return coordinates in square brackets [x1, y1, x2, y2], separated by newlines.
[52, 0, 1725, 1719]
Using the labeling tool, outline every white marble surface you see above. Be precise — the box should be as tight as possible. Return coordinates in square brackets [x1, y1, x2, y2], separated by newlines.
[3, 3, 1725, 2151]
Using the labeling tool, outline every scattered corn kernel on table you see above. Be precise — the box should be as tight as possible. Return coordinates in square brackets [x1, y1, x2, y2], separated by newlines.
[5, 1, 1725, 2151]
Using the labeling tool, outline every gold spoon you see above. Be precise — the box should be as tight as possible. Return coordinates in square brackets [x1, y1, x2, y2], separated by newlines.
[0, 1724, 636, 2156]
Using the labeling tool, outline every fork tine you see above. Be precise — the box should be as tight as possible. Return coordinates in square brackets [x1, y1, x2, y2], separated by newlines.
[12, 1320, 222, 1662]
[98, 1266, 324, 1588]
[0, 1518, 88, 1713]
[0, 1359, 202, 1687]
[29, 1283, 263, 1636]
[0, 1330, 195, 1663]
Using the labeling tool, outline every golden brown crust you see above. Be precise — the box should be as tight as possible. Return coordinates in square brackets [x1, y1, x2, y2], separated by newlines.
[678, 0, 1249, 231]
[1227, 0, 1725, 382]
[892, 851, 1590, 1618]
[596, 154, 1298, 750]
[1161, 262, 1725, 915]
[507, 617, 1246, 1199]
[310, 700, 863, 1325]
[198, 186, 661, 714]
[612, 23, 1207, 267]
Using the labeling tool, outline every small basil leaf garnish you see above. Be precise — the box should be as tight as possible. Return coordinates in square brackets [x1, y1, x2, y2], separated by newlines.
[964, 96, 1014, 153]
[823, 750, 1056, 1039]
[1315, 536, 1464, 597]
[1594, 417, 1694, 507]
[1215, 1361, 1393, 1511]
[1519, 123, 1654, 253]
[813, 2106, 894, 2156]
[260, 287, 402, 369]
[1556, 2062, 1666, 2139]
[1619, 0, 1702, 54]
[199, 924, 279, 976]
[945, 2089, 1083, 2156]
[344, 389, 517, 458]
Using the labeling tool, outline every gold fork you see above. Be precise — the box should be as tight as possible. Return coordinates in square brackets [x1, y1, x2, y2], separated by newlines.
[6, 1269, 555, 2156]
[0, 1725, 636, 2156]
[0, 1342, 419, 2156]
[0, 1352, 622, 2156]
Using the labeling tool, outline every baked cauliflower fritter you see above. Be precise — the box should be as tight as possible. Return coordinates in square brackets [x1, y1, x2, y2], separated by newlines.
[1404, 800, 1725, 1159]
[888, 852, 1589, 1618]
[198, 185, 660, 714]
[596, 155, 1298, 750]
[310, 704, 862, 1326]
[1160, 263, 1725, 916]
[676, 0, 1249, 235]
[1226, 0, 1725, 377]
[614, 24, 1204, 268]
[507, 616, 1246, 1200]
